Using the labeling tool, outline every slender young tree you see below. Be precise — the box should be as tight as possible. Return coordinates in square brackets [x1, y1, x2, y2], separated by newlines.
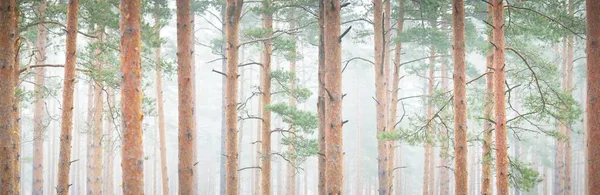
[481, 5, 494, 195]
[32, 1, 48, 194]
[286, 9, 298, 195]
[88, 28, 105, 195]
[373, 0, 390, 193]
[225, 0, 243, 193]
[492, 0, 508, 193]
[586, 0, 600, 193]
[103, 88, 115, 194]
[176, 0, 198, 193]
[120, 0, 144, 193]
[154, 0, 169, 193]
[324, 0, 343, 193]
[452, 0, 468, 194]
[389, 0, 405, 193]
[56, 0, 79, 193]
[260, 0, 273, 194]
[0, 0, 17, 193]
[317, 0, 327, 193]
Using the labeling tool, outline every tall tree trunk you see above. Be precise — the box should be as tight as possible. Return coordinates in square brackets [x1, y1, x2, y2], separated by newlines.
[88, 28, 105, 195]
[389, 1, 404, 194]
[176, 0, 198, 193]
[0, 0, 17, 193]
[225, 0, 243, 193]
[586, 0, 600, 194]
[220, 3, 227, 195]
[383, 1, 394, 193]
[317, 0, 327, 193]
[56, 0, 79, 193]
[32, 1, 47, 194]
[492, 0, 508, 193]
[120, 0, 144, 193]
[104, 88, 115, 194]
[481, 4, 494, 195]
[324, 0, 343, 193]
[452, 0, 468, 194]
[287, 9, 298, 195]
[373, 0, 390, 193]
[154, 0, 169, 193]
[12, 8, 21, 193]
[260, 0, 273, 194]
[423, 32, 436, 195]
[564, 1, 574, 194]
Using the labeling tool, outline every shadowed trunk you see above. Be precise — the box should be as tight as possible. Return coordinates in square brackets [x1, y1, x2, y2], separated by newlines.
[481, 4, 494, 195]
[586, 0, 600, 193]
[317, 0, 327, 193]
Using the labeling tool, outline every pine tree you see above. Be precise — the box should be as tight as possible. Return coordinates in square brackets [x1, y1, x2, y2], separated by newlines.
[492, 0, 508, 193]
[452, 0, 468, 194]
[32, 1, 48, 194]
[260, 0, 273, 194]
[586, 0, 600, 193]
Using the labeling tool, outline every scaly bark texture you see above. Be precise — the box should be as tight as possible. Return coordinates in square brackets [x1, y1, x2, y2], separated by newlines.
[260, 0, 272, 194]
[56, 0, 79, 193]
[492, 0, 508, 194]
[383, 2, 394, 192]
[32, 1, 47, 194]
[154, 0, 169, 193]
[452, 0, 468, 194]
[176, 0, 198, 193]
[389, 1, 404, 194]
[120, 0, 144, 193]
[0, 0, 17, 193]
[481, 5, 494, 195]
[587, 0, 600, 193]
[324, 0, 343, 193]
[317, 0, 326, 193]
[88, 29, 105, 195]
[225, 0, 243, 193]
[373, 0, 390, 193]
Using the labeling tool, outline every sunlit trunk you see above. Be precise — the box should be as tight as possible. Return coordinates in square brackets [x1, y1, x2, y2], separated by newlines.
[260, 0, 272, 193]
[32, 1, 47, 194]
[492, 0, 508, 193]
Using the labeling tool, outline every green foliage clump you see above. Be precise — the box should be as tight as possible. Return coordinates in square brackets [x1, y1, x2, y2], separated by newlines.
[266, 103, 317, 133]
[509, 158, 543, 192]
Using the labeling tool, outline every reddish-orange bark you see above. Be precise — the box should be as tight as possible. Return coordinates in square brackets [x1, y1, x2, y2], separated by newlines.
[317, 0, 326, 193]
[260, 0, 272, 194]
[324, 0, 343, 193]
[88, 29, 105, 195]
[176, 0, 198, 193]
[154, 0, 169, 193]
[452, 1, 468, 194]
[0, 0, 17, 193]
[424, 48, 435, 195]
[373, 0, 390, 193]
[56, 0, 79, 193]
[225, 0, 243, 193]
[32, 1, 47, 194]
[481, 5, 494, 195]
[389, 1, 404, 194]
[492, 0, 508, 193]
[586, 0, 600, 193]
[120, 0, 144, 193]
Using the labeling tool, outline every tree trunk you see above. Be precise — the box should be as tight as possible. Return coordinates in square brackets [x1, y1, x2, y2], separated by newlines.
[373, 0, 390, 193]
[120, 0, 144, 193]
[391, 2, 404, 194]
[104, 88, 115, 195]
[317, 0, 326, 194]
[324, 0, 343, 193]
[452, 0, 468, 194]
[176, 0, 198, 193]
[154, 0, 169, 193]
[383, 1, 394, 193]
[287, 9, 298, 195]
[481, 4, 494, 195]
[220, 3, 227, 195]
[260, 0, 272, 194]
[586, 0, 600, 194]
[225, 0, 243, 194]
[423, 33, 436, 195]
[56, 0, 79, 193]
[88, 29, 105, 195]
[492, 0, 508, 193]
[32, 1, 47, 194]
[0, 0, 17, 192]
[564, 1, 574, 194]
